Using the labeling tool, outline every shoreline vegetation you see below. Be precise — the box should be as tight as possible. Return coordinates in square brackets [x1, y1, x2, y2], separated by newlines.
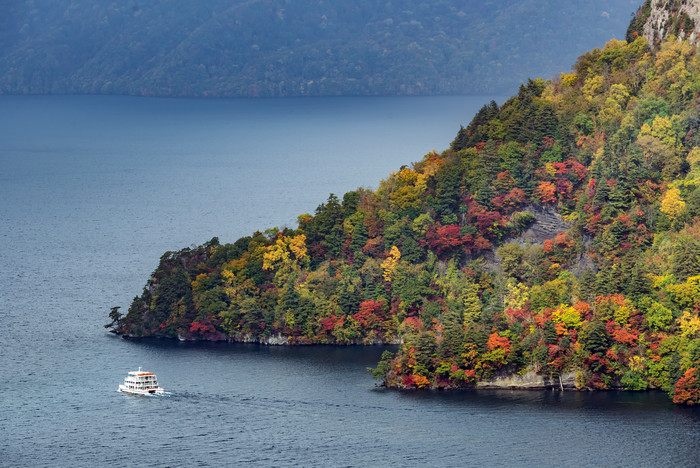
[110, 32, 700, 405]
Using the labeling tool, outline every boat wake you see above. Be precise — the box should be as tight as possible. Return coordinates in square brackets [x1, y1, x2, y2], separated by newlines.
[117, 389, 172, 396]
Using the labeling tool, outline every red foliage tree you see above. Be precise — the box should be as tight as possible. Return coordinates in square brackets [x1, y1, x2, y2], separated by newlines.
[566, 158, 587, 181]
[321, 315, 342, 332]
[353, 300, 386, 329]
[555, 178, 573, 199]
[475, 210, 503, 236]
[501, 187, 527, 210]
[473, 236, 492, 251]
[610, 325, 639, 346]
[673, 368, 700, 405]
[423, 224, 472, 256]
[189, 321, 221, 340]
[190, 321, 216, 334]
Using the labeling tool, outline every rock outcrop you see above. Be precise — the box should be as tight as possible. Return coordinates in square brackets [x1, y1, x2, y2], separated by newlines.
[477, 369, 578, 391]
[509, 205, 571, 247]
[631, 0, 700, 46]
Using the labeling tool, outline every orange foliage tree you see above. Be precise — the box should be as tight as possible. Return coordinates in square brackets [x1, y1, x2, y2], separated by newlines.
[673, 368, 700, 405]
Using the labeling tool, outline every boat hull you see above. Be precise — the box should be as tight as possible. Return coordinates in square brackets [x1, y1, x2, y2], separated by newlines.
[118, 384, 164, 395]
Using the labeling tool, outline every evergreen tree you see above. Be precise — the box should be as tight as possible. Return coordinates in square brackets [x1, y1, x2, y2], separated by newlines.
[671, 239, 700, 280]
[435, 164, 462, 219]
[581, 320, 610, 355]
[440, 307, 464, 358]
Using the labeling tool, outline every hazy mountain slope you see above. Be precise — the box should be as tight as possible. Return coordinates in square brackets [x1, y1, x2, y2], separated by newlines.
[1, 0, 639, 97]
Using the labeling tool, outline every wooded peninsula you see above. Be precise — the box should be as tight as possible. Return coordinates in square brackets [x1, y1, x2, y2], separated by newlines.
[109, 23, 700, 405]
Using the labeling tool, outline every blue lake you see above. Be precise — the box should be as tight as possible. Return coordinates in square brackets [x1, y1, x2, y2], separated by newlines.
[1, 95, 699, 467]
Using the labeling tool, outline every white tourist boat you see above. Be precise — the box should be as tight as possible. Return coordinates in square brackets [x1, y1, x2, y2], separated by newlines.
[118, 367, 164, 395]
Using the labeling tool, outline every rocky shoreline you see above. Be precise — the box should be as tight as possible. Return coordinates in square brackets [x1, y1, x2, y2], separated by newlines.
[116, 330, 401, 347]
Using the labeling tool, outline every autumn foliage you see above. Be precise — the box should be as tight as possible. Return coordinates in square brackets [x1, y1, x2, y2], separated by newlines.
[673, 368, 700, 405]
[115, 35, 700, 404]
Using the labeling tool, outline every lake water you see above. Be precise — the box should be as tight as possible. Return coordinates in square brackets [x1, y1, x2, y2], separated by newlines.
[1, 95, 699, 467]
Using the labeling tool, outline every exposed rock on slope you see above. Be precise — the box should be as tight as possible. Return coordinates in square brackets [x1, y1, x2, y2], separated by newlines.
[630, 0, 700, 45]
[477, 369, 578, 390]
[508, 205, 571, 247]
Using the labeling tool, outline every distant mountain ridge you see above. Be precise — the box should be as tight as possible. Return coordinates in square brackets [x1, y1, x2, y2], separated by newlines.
[1, 0, 639, 97]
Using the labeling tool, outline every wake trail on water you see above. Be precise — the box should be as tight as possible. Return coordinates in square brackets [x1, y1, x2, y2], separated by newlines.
[161, 390, 407, 420]
[116, 390, 173, 397]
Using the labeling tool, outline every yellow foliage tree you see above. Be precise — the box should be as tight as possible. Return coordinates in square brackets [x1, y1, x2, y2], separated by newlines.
[381, 246, 401, 282]
[686, 147, 700, 184]
[641, 115, 680, 148]
[504, 280, 529, 310]
[385, 157, 442, 212]
[628, 355, 647, 373]
[561, 72, 577, 87]
[583, 75, 604, 104]
[411, 212, 433, 236]
[660, 187, 686, 222]
[191, 272, 209, 292]
[666, 276, 700, 310]
[389, 167, 420, 211]
[461, 280, 482, 326]
[599, 83, 630, 128]
[544, 162, 556, 177]
[262, 234, 308, 271]
[637, 115, 685, 177]
[288, 234, 308, 261]
[679, 311, 700, 338]
[552, 304, 582, 329]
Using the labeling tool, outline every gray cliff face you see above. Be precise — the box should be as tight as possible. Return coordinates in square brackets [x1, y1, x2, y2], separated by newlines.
[642, 0, 700, 45]
[489, 203, 595, 273]
[508, 205, 571, 247]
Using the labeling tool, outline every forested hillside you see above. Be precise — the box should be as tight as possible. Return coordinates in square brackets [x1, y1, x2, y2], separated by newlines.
[1, 0, 636, 97]
[110, 34, 700, 404]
